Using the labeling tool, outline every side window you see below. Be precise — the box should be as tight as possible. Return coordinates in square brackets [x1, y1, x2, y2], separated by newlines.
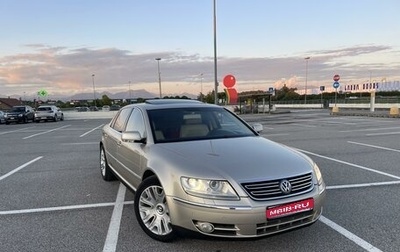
[126, 109, 146, 137]
[111, 108, 132, 132]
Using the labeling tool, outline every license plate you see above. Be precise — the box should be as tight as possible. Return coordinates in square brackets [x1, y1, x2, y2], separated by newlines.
[266, 198, 314, 219]
[10, 117, 14, 120]
[41, 117, 47, 119]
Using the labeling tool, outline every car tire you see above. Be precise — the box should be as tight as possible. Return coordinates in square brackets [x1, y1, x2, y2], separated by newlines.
[53, 116, 57, 122]
[60, 114, 64, 121]
[100, 145, 116, 181]
[134, 175, 176, 242]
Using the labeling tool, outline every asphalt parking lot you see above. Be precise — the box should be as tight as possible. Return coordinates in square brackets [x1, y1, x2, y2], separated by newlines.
[0, 109, 399, 252]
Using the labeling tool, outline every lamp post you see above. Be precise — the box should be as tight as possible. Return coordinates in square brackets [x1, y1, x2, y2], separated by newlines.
[92, 74, 96, 107]
[200, 73, 204, 102]
[304, 57, 310, 104]
[155, 58, 162, 98]
[128, 81, 131, 103]
[213, 0, 218, 104]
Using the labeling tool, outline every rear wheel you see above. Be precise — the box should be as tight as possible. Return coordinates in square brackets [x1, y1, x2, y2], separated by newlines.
[134, 176, 176, 242]
[100, 145, 116, 181]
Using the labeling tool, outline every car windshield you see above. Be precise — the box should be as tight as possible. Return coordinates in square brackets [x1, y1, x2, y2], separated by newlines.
[11, 107, 25, 112]
[37, 107, 51, 111]
[147, 107, 256, 143]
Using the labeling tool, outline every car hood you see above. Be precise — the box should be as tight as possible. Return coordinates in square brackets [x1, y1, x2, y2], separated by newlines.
[154, 136, 313, 183]
[6, 111, 24, 115]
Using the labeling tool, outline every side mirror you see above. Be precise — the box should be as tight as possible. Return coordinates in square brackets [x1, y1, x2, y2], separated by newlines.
[251, 123, 263, 133]
[121, 131, 146, 143]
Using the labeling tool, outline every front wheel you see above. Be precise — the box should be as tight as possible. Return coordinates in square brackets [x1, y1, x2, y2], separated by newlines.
[134, 176, 176, 242]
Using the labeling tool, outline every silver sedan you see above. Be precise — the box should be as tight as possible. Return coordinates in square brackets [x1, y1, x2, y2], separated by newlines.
[100, 99, 326, 242]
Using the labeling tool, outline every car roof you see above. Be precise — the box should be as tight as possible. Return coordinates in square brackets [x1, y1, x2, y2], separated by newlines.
[125, 99, 220, 111]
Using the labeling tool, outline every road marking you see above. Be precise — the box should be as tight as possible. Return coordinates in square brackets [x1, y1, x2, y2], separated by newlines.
[80, 124, 104, 137]
[319, 216, 382, 252]
[327, 180, 400, 190]
[0, 156, 43, 181]
[0, 201, 134, 215]
[263, 133, 290, 137]
[340, 126, 400, 133]
[366, 131, 400, 136]
[23, 125, 71, 139]
[0, 127, 34, 135]
[296, 149, 400, 180]
[292, 123, 317, 128]
[103, 183, 126, 252]
[348, 141, 400, 153]
[61, 142, 98, 145]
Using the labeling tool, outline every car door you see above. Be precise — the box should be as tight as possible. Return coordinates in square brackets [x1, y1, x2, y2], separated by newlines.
[117, 108, 147, 190]
[103, 107, 133, 176]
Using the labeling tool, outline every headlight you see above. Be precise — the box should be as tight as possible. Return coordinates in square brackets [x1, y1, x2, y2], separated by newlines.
[181, 177, 239, 200]
[313, 163, 323, 185]
[18, 114, 23, 117]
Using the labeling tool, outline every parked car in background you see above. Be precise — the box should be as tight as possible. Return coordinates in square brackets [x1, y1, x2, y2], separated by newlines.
[110, 104, 121, 111]
[76, 107, 90, 112]
[0, 110, 5, 124]
[34, 105, 64, 122]
[102, 105, 110, 111]
[100, 99, 326, 242]
[89, 106, 99, 111]
[4, 105, 35, 124]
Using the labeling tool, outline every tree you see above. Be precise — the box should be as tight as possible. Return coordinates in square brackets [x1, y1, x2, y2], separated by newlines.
[102, 95, 112, 106]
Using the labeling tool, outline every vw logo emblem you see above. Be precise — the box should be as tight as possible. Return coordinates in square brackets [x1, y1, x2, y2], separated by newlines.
[280, 180, 292, 194]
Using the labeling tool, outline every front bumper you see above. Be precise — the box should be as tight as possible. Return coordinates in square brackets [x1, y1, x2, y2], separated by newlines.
[168, 187, 325, 238]
[35, 114, 55, 121]
[5, 116, 24, 123]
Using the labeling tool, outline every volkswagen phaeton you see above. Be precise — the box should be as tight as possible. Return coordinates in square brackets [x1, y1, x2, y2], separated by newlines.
[99, 99, 325, 241]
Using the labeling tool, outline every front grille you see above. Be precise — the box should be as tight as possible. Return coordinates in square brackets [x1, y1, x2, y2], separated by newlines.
[241, 173, 313, 200]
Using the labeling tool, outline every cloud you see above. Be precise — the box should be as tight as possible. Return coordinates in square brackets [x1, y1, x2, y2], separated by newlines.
[0, 44, 399, 97]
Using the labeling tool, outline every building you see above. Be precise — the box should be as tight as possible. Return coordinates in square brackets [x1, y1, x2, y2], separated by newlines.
[0, 97, 22, 110]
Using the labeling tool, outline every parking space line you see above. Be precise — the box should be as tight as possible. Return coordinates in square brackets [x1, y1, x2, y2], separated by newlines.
[0, 127, 34, 135]
[296, 148, 400, 180]
[340, 126, 400, 133]
[0, 201, 135, 215]
[0, 156, 43, 181]
[319, 216, 382, 252]
[366, 131, 400, 136]
[327, 180, 400, 190]
[348, 141, 400, 153]
[292, 123, 317, 128]
[80, 124, 105, 138]
[103, 183, 126, 252]
[23, 125, 71, 139]
[61, 142, 98, 145]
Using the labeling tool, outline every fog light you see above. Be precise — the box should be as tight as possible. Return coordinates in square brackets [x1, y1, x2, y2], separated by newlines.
[197, 222, 214, 233]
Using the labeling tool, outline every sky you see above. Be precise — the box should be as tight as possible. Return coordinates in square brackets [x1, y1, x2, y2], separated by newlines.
[1, 0, 400, 99]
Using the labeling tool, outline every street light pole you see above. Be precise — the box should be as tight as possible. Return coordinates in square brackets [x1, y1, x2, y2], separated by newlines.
[213, 0, 218, 104]
[200, 73, 203, 102]
[155, 58, 162, 98]
[128, 81, 131, 103]
[304, 57, 310, 104]
[92, 74, 96, 107]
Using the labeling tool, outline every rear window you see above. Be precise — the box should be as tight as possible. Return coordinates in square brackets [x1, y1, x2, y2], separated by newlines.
[38, 107, 52, 111]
